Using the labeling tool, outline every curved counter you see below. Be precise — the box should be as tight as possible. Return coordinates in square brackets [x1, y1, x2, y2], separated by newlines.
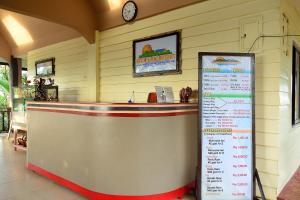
[26, 102, 198, 200]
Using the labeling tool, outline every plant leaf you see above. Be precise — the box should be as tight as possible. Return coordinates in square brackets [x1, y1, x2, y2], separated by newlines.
[0, 79, 9, 93]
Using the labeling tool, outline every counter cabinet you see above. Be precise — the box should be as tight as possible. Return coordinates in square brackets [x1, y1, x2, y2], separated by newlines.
[27, 102, 198, 200]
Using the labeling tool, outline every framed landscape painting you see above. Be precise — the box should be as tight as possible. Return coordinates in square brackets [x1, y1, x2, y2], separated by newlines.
[133, 31, 181, 77]
[35, 57, 55, 77]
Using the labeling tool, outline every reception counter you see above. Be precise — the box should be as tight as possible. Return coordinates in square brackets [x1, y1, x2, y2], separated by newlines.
[26, 102, 198, 200]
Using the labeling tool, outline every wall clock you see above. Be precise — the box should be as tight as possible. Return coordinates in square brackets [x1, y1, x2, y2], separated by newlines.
[122, 1, 138, 22]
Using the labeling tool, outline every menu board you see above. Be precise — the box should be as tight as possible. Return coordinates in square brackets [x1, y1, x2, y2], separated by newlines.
[198, 53, 255, 200]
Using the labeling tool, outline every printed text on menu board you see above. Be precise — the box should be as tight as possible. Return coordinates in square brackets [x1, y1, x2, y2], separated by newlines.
[201, 55, 253, 200]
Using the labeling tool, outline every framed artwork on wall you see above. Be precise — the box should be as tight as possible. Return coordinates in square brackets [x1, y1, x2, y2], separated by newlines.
[133, 31, 181, 77]
[35, 57, 55, 77]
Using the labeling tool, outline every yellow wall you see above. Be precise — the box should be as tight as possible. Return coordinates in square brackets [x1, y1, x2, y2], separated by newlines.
[278, 0, 300, 192]
[23, 0, 299, 198]
[97, 0, 283, 199]
[27, 37, 96, 102]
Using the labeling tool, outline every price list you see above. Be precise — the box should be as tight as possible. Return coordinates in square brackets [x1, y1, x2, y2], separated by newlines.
[200, 55, 254, 200]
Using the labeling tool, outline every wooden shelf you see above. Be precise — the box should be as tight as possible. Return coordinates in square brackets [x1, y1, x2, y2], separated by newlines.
[12, 124, 27, 151]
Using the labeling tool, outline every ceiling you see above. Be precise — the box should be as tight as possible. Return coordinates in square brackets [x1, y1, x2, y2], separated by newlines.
[0, 9, 80, 57]
[0, 0, 205, 60]
[1, 0, 300, 61]
[0, 0, 97, 43]
[90, 0, 204, 30]
[0, 0, 203, 42]
[293, 0, 300, 17]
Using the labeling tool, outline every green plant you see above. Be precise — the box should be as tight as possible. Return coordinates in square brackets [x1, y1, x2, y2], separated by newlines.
[0, 66, 9, 108]
[0, 96, 7, 109]
[0, 79, 9, 93]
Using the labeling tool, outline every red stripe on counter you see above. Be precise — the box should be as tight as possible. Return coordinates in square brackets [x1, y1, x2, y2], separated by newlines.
[27, 163, 195, 200]
[27, 107, 198, 117]
[27, 101, 196, 107]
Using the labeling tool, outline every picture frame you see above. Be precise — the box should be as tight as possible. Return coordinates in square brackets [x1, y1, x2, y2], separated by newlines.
[133, 31, 181, 77]
[45, 85, 58, 101]
[35, 57, 55, 77]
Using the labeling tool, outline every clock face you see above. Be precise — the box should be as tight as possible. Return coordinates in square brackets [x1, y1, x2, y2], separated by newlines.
[122, 1, 137, 22]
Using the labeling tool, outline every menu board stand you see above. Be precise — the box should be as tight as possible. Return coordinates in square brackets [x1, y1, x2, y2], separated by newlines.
[255, 169, 266, 200]
[197, 52, 257, 200]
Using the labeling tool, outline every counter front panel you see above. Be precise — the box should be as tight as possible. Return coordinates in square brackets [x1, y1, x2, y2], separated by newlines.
[26, 102, 198, 200]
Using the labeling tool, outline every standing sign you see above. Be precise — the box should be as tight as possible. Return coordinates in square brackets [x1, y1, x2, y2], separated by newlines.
[198, 53, 255, 200]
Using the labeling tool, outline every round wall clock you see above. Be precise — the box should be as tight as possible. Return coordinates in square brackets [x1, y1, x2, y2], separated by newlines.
[122, 1, 138, 22]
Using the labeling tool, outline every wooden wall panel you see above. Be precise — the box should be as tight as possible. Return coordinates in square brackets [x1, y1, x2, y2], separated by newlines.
[278, 0, 300, 194]
[27, 37, 96, 102]
[97, 0, 282, 198]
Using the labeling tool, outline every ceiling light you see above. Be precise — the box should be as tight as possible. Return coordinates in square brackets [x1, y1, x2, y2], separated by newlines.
[108, 0, 123, 10]
[2, 16, 33, 46]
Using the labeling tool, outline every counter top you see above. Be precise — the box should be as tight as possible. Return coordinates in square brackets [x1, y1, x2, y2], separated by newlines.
[27, 101, 198, 117]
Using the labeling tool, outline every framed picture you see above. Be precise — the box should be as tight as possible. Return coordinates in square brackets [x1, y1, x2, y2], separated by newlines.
[45, 85, 58, 101]
[133, 31, 181, 77]
[35, 58, 55, 77]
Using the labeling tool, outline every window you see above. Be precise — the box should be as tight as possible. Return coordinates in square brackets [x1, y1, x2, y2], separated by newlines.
[292, 45, 300, 125]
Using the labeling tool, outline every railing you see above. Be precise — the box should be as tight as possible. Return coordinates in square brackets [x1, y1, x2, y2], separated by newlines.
[0, 108, 11, 133]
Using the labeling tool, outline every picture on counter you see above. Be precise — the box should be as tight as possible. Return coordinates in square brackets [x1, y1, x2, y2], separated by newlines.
[45, 85, 58, 101]
[155, 86, 174, 103]
[35, 57, 55, 76]
[133, 31, 181, 77]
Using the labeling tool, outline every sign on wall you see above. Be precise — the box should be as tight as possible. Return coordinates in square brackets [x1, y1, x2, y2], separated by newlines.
[198, 52, 255, 200]
[133, 31, 181, 77]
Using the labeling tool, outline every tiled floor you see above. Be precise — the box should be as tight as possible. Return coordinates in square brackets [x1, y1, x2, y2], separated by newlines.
[278, 166, 300, 200]
[0, 134, 195, 200]
[0, 134, 87, 200]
